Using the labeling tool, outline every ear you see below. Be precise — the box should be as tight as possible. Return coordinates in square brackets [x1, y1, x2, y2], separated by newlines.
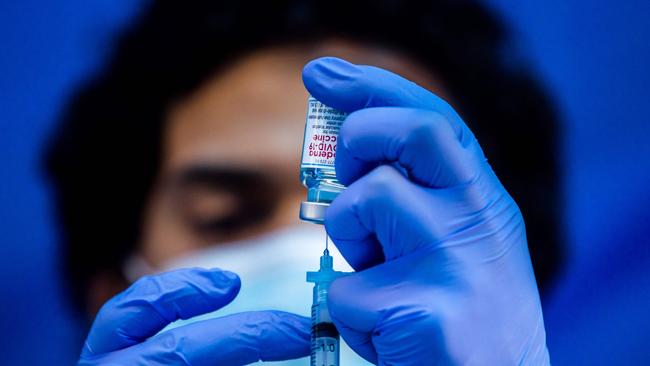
[87, 270, 128, 320]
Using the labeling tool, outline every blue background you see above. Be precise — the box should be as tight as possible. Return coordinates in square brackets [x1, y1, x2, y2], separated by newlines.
[0, 0, 648, 364]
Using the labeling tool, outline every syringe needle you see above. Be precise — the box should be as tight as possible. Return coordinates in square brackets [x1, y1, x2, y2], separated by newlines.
[325, 230, 330, 256]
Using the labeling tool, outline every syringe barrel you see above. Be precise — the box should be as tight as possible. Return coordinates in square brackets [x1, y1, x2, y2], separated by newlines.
[311, 322, 340, 366]
[311, 285, 340, 366]
[307, 250, 347, 366]
[312, 283, 333, 324]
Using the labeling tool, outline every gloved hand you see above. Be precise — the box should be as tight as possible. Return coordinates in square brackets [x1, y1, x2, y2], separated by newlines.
[303, 57, 550, 365]
[77, 268, 310, 365]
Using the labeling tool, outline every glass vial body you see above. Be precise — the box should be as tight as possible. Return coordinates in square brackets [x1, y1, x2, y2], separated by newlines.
[299, 96, 347, 223]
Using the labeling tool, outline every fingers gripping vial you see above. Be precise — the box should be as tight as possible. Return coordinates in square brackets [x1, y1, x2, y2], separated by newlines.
[299, 96, 347, 223]
[307, 240, 347, 366]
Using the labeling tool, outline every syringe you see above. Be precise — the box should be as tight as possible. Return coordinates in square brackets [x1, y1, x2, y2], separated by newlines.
[306, 238, 347, 366]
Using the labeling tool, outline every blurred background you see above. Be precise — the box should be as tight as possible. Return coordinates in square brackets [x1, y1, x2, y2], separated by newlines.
[0, 0, 648, 364]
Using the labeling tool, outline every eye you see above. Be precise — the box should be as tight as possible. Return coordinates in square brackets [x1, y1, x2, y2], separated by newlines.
[167, 166, 282, 242]
[179, 185, 240, 231]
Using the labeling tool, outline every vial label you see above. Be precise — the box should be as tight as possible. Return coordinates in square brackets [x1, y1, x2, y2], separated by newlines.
[301, 97, 347, 169]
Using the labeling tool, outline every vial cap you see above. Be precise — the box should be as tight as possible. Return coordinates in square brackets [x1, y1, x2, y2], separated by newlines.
[299, 201, 329, 224]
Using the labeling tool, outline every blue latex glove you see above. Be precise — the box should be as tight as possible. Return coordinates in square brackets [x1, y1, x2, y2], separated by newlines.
[303, 57, 550, 365]
[77, 268, 310, 365]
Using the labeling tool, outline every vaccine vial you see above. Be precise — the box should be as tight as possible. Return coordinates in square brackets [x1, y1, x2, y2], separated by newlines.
[299, 96, 347, 223]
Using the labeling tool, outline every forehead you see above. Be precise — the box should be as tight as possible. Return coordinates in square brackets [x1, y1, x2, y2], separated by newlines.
[165, 50, 307, 174]
[163, 42, 442, 176]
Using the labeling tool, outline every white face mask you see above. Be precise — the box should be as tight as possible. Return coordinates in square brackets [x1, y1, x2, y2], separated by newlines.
[166, 224, 352, 318]
[126, 224, 369, 365]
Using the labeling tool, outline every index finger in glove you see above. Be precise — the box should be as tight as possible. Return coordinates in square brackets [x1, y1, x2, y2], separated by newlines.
[336, 106, 485, 188]
[302, 57, 484, 188]
[302, 57, 451, 114]
[83, 267, 240, 356]
[79, 311, 310, 366]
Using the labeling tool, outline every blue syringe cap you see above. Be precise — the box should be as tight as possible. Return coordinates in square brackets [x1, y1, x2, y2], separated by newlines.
[320, 249, 333, 269]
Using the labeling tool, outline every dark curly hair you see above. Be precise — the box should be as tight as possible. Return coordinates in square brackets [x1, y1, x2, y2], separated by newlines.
[45, 0, 564, 313]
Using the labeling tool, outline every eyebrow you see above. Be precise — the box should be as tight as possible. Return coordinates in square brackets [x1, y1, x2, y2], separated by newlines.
[172, 165, 273, 189]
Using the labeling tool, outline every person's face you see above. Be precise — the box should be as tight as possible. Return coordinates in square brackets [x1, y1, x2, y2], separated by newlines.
[138, 41, 445, 269]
